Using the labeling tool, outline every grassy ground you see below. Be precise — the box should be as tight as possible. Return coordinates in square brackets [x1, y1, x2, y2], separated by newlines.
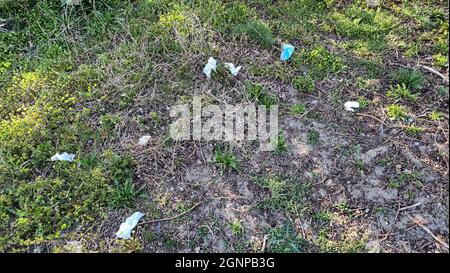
[0, 0, 448, 253]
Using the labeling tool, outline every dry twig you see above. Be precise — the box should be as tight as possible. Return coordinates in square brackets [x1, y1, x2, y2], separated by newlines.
[407, 214, 449, 250]
[421, 65, 449, 85]
[139, 201, 203, 225]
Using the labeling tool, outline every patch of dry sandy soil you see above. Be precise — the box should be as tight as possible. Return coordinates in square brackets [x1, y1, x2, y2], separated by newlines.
[84, 8, 448, 254]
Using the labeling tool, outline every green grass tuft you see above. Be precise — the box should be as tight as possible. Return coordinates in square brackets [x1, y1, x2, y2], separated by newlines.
[387, 84, 418, 101]
[255, 176, 311, 216]
[307, 129, 320, 146]
[234, 20, 275, 49]
[266, 222, 306, 253]
[290, 103, 307, 116]
[391, 69, 426, 90]
[293, 75, 315, 92]
[214, 147, 239, 173]
[386, 104, 408, 121]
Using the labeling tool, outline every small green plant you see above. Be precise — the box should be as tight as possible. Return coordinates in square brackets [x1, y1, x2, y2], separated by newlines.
[331, 5, 397, 39]
[110, 179, 140, 208]
[150, 111, 161, 124]
[357, 96, 370, 110]
[388, 172, 422, 190]
[246, 81, 264, 100]
[290, 103, 307, 116]
[404, 43, 421, 58]
[405, 126, 424, 136]
[245, 81, 277, 108]
[266, 222, 306, 253]
[387, 180, 400, 189]
[429, 110, 443, 121]
[106, 152, 140, 208]
[307, 129, 320, 146]
[386, 104, 408, 121]
[213, 63, 235, 83]
[100, 114, 121, 134]
[317, 225, 367, 253]
[157, 9, 191, 36]
[336, 202, 352, 216]
[255, 176, 311, 216]
[258, 93, 277, 109]
[377, 157, 390, 166]
[119, 90, 137, 108]
[230, 219, 243, 236]
[432, 53, 448, 67]
[437, 86, 448, 96]
[298, 45, 345, 77]
[391, 69, 425, 90]
[234, 20, 275, 49]
[373, 206, 389, 215]
[274, 132, 288, 154]
[314, 210, 332, 223]
[163, 134, 174, 147]
[216, 3, 252, 29]
[292, 75, 315, 92]
[214, 147, 238, 173]
[387, 84, 418, 101]
[353, 158, 365, 172]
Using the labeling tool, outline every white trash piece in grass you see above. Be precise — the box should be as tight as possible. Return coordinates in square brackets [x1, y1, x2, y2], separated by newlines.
[116, 212, 145, 239]
[203, 57, 217, 79]
[138, 135, 152, 146]
[224, 62, 242, 76]
[62, 0, 81, 5]
[366, 0, 380, 8]
[344, 101, 360, 112]
[280, 43, 295, 61]
[50, 152, 75, 162]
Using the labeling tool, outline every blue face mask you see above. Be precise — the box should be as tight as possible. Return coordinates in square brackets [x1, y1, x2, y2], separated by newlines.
[280, 44, 295, 61]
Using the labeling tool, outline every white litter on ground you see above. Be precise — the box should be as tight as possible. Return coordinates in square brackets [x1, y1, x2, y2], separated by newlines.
[138, 135, 151, 146]
[116, 212, 145, 239]
[50, 152, 75, 162]
[203, 57, 217, 79]
[224, 62, 242, 76]
[344, 101, 360, 112]
[62, 0, 81, 5]
[366, 0, 380, 8]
